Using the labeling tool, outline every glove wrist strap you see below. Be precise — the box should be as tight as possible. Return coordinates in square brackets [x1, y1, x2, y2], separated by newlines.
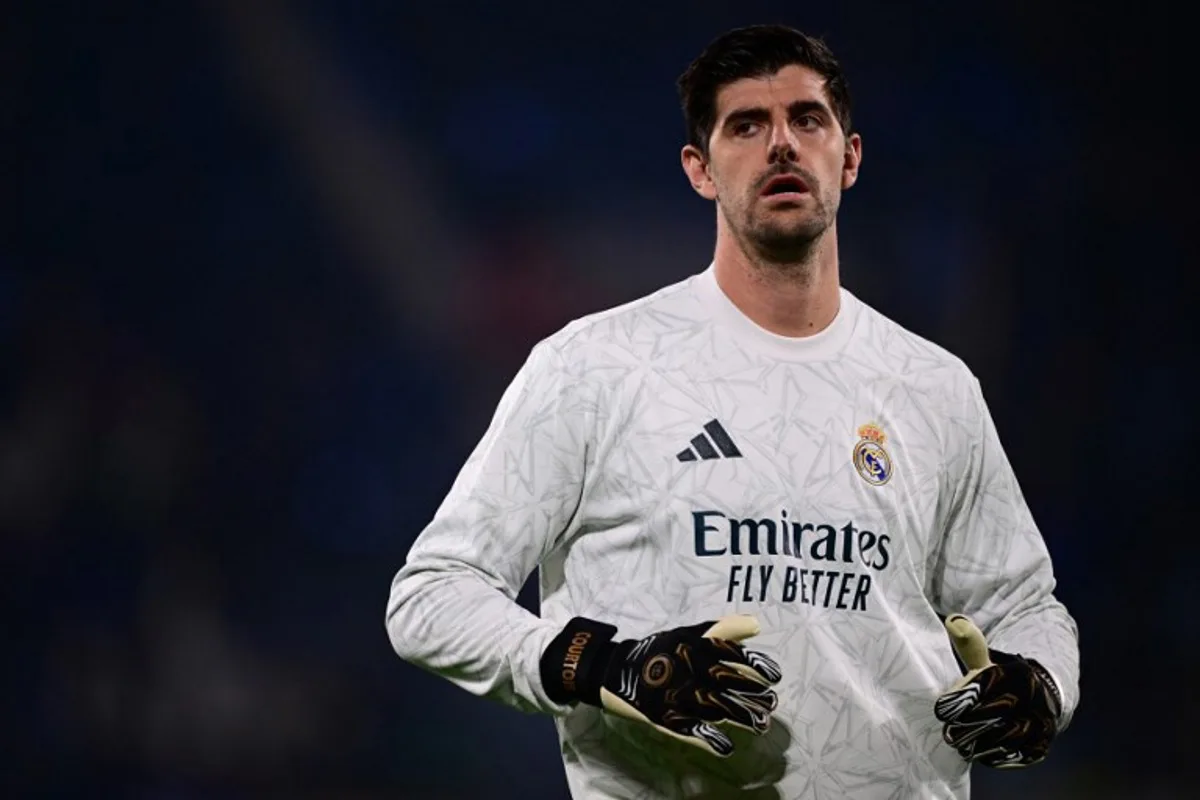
[539, 617, 619, 707]
[990, 648, 1063, 719]
[1025, 657, 1063, 719]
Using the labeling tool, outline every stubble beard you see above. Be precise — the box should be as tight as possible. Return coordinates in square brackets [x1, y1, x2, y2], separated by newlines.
[722, 186, 839, 281]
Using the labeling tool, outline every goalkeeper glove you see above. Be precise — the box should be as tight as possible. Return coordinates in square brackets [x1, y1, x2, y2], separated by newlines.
[539, 615, 782, 757]
[934, 614, 1063, 768]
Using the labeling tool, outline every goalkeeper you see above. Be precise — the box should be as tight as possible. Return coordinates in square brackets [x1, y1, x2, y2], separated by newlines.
[385, 23, 1078, 800]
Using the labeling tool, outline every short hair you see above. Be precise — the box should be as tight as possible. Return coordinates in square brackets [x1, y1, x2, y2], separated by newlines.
[676, 25, 853, 154]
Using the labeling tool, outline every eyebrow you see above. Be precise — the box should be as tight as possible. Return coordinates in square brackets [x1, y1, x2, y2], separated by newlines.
[722, 100, 831, 127]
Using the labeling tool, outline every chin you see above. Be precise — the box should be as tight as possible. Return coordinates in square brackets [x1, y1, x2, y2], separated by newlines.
[756, 221, 824, 246]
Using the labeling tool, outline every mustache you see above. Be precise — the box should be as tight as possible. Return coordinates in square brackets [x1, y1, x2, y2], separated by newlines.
[755, 166, 818, 193]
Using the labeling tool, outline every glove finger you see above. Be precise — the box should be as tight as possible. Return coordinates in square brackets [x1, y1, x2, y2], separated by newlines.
[971, 746, 1040, 769]
[674, 617, 755, 642]
[717, 677, 778, 715]
[955, 714, 1049, 758]
[728, 685, 779, 715]
[705, 659, 778, 695]
[693, 686, 774, 733]
[703, 639, 783, 685]
[684, 682, 774, 734]
[967, 694, 1028, 725]
[701, 614, 761, 642]
[741, 649, 783, 684]
[677, 619, 723, 639]
[963, 743, 1016, 765]
[659, 712, 735, 757]
[943, 717, 1004, 750]
[713, 688, 775, 733]
[944, 615, 993, 673]
[961, 733, 1046, 769]
[934, 673, 991, 722]
[689, 687, 761, 731]
[995, 745, 1048, 769]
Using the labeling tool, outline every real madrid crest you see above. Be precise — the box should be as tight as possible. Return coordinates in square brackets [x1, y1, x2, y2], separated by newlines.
[853, 422, 893, 486]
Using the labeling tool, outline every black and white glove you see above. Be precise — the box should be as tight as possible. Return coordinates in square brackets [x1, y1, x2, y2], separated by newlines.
[934, 615, 1063, 768]
[540, 615, 782, 756]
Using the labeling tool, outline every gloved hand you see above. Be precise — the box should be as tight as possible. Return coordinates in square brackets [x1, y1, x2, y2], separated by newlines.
[540, 615, 782, 756]
[934, 614, 1063, 768]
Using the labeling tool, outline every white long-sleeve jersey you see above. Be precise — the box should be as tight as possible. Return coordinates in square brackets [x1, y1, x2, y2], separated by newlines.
[386, 265, 1080, 800]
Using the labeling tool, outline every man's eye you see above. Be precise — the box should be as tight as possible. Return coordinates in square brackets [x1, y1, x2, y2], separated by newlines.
[795, 115, 819, 129]
[734, 122, 760, 136]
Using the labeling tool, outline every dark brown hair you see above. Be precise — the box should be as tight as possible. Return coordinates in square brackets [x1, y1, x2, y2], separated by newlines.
[677, 25, 853, 154]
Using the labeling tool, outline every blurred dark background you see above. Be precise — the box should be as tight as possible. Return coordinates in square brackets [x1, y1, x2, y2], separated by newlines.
[4, 1, 1193, 798]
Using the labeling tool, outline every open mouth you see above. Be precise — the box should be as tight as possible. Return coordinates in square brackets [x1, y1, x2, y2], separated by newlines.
[761, 174, 810, 196]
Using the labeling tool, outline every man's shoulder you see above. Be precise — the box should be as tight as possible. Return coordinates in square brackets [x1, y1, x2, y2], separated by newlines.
[539, 272, 704, 357]
[849, 290, 977, 387]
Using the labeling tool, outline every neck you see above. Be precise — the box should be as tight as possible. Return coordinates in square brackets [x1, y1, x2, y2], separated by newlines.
[711, 221, 842, 338]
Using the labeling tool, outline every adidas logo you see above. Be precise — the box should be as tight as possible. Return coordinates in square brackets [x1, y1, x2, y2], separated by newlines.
[677, 420, 743, 462]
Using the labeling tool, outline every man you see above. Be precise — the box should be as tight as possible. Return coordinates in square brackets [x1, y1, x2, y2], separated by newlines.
[386, 24, 1079, 799]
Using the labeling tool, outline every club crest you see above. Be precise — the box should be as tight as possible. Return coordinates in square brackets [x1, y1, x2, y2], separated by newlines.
[853, 422, 893, 486]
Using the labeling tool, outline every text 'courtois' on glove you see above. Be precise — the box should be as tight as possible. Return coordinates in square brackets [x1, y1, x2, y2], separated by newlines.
[540, 615, 783, 757]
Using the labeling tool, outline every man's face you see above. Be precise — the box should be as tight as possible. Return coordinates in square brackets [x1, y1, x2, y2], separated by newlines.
[682, 64, 862, 262]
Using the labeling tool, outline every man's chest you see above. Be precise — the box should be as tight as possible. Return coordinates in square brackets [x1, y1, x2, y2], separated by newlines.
[571, 364, 948, 616]
[594, 361, 943, 516]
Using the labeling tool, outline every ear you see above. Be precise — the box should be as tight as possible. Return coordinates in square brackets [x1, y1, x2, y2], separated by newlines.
[841, 133, 862, 190]
[681, 144, 718, 201]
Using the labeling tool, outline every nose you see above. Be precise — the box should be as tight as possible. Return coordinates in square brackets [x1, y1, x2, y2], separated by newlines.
[767, 121, 799, 165]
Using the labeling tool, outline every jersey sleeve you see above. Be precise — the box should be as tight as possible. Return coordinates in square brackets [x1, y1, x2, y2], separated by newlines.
[385, 335, 595, 715]
[929, 375, 1081, 728]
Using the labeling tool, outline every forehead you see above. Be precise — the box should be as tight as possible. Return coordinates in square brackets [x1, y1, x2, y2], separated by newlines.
[714, 64, 831, 118]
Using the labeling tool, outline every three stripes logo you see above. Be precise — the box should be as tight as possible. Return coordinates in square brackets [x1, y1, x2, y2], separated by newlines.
[677, 420, 743, 462]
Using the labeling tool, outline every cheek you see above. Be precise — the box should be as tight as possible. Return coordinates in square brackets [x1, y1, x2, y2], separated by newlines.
[709, 168, 737, 201]
[814, 154, 845, 194]
[711, 157, 749, 195]
[731, 170, 758, 202]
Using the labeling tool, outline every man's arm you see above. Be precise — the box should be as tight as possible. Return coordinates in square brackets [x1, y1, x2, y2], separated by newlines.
[929, 375, 1080, 730]
[385, 338, 591, 715]
[386, 332, 783, 756]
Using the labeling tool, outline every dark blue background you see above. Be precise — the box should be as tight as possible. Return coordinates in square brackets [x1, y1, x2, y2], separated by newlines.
[5, 1, 1192, 797]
